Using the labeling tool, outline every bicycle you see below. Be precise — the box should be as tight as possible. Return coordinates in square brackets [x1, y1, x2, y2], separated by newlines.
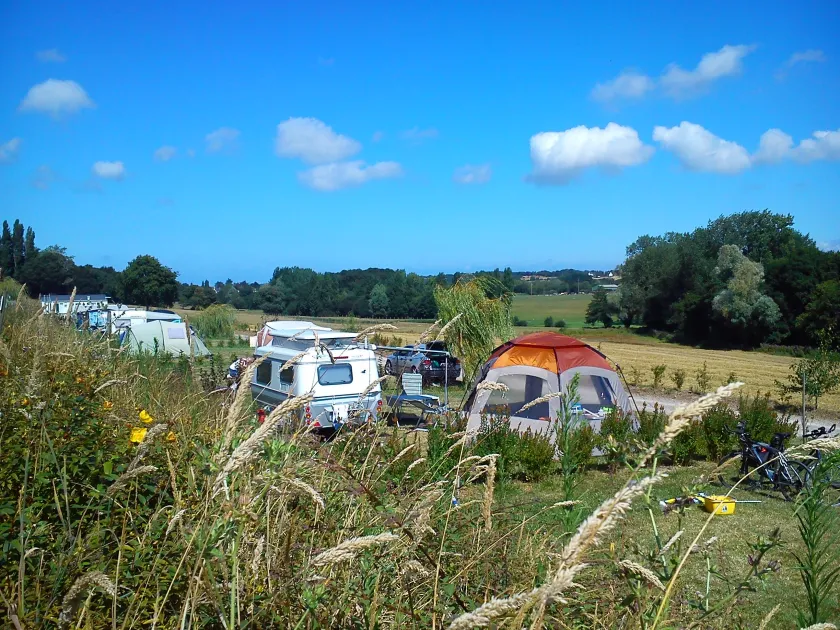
[802, 424, 840, 504]
[716, 421, 811, 501]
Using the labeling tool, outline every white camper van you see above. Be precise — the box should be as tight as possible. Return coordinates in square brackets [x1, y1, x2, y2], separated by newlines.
[251, 321, 383, 431]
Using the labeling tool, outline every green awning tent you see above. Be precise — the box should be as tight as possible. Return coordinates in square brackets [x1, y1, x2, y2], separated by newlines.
[123, 321, 211, 357]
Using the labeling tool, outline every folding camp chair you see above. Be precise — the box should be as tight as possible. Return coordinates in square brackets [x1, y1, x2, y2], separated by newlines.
[386, 373, 446, 425]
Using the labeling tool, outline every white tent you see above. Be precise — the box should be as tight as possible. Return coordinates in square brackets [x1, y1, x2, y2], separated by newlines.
[123, 321, 211, 357]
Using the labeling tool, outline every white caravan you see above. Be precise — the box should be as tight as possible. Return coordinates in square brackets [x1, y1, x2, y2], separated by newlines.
[251, 321, 383, 432]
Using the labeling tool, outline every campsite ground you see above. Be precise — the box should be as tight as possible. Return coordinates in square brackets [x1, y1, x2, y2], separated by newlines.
[185, 307, 840, 415]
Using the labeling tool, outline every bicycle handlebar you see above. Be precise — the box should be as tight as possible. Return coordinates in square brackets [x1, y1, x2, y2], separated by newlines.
[807, 424, 836, 439]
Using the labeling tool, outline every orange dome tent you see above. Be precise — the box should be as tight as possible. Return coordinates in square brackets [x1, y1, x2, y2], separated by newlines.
[465, 332, 632, 441]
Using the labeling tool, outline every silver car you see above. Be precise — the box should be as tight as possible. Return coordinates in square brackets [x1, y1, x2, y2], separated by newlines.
[383, 342, 461, 384]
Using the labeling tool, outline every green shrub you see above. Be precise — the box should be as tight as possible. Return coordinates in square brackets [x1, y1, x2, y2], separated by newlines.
[514, 430, 556, 481]
[739, 392, 777, 443]
[555, 319, 567, 329]
[694, 361, 711, 393]
[629, 366, 642, 387]
[543, 315, 554, 328]
[473, 414, 521, 481]
[598, 409, 634, 469]
[512, 316, 528, 327]
[701, 403, 737, 461]
[670, 368, 686, 391]
[568, 422, 596, 471]
[651, 364, 666, 390]
[637, 403, 667, 446]
[725, 371, 738, 385]
[670, 420, 703, 465]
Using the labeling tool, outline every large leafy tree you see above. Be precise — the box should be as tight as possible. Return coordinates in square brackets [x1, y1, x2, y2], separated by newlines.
[18, 246, 76, 295]
[797, 280, 840, 348]
[585, 287, 619, 328]
[0, 221, 12, 277]
[120, 255, 178, 307]
[368, 283, 390, 318]
[712, 245, 781, 346]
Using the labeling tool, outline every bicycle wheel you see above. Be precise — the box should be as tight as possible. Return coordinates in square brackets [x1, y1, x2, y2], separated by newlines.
[715, 452, 761, 491]
[778, 461, 811, 501]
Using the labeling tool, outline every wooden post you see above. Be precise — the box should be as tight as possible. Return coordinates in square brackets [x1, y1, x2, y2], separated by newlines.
[801, 371, 807, 440]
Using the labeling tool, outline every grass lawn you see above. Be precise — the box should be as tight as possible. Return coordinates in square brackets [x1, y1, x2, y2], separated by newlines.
[511, 293, 593, 327]
[488, 461, 831, 628]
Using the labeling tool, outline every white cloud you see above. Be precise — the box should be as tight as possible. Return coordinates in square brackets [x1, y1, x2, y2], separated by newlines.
[19, 79, 94, 117]
[818, 239, 840, 252]
[275, 117, 361, 164]
[36, 48, 66, 63]
[591, 71, 655, 102]
[32, 165, 57, 190]
[400, 127, 439, 142]
[205, 127, 240, 153]
[792, 129, 840, 162]
[154, 146, 177, 161]
[372, 131, 384, 143]
[753, 129, 794, 164]
[0, 138, 21, 163]
[776, 49, 825, 80]
[298, 160, 403, 191]
[92, 161, 126, 180]
[527, 123, 653, 184]
[660, 44, 756, 98]
[453, 163, 492, 184]
[785, 49, 826, 68]
[754, 128, 840, 164]
[653, 122, 751, 174]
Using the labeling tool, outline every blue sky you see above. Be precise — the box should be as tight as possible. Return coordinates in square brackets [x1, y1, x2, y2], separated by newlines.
[1, 1, 838, 283]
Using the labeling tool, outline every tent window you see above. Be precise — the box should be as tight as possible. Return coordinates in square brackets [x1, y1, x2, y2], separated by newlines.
[483, 374, 551, 421]
[256, 361, 273, 386]
[576, 374, 617, 413]
[167, 326, 186, 339]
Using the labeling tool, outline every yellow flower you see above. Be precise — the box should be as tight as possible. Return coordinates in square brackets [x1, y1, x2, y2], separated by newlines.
[103, 401, 114, 411]
[130, 427, 147, 443]
[21, 397, 30, 407]
[166, 431, 177, 442]
[138, 410, 154, 424]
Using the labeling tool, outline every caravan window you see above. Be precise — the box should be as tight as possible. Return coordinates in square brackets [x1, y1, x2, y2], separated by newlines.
[317, 363, 353, 386]
[483, 374, 551, 421]
[279, 365, 294, 384]
[256, 360, 273, 385]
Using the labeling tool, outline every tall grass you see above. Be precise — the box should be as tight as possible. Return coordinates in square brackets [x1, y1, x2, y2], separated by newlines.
[0, 297, 824, 628]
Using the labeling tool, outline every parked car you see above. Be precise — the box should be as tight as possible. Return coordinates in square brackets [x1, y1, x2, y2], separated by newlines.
[383, 341, 461, 384]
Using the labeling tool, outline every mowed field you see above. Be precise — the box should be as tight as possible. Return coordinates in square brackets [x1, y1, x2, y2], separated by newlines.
[511, 293, 592, 327]
[181, 307, 840, 413]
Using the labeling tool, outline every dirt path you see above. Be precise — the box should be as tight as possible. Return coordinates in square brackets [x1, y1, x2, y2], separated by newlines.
[629, 388, 838, 434]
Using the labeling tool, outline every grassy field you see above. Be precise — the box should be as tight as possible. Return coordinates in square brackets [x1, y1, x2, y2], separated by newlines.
[511, 293, 592, 327]
[185, 308, 840, 414]
[7, 299, 839, 628]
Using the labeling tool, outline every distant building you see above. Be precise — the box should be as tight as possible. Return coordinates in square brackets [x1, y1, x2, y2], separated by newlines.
[520, 275, 550, 281]
[40, 294, 110, 314]
[597, 284, 619, 292]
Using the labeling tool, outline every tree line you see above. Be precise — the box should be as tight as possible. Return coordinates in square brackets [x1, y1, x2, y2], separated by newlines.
[584, 210, 840, 349]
